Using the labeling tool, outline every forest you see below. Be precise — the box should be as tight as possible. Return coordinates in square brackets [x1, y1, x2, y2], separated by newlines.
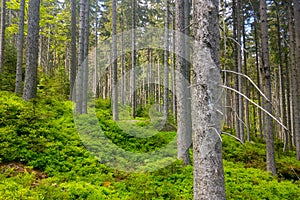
[0, 0, 300, 199]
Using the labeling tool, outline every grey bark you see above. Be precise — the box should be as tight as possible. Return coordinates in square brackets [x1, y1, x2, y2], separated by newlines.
[76, 0, 85, 113]
[260, 0, 276, 175]
[293, 0, 300, 160]
[22, 0, 40, 101]
[131, 0, 136, 118]
[82, 0, 89, 114]
[164, 0, 170, 120]
[193, 0, 226, 199]
[70, 0, 77, 100]
[176, 0, 192, 166]
[15, 0, 25, 95]
[0, 0, 6, 74]
[112, 0, 118, 120]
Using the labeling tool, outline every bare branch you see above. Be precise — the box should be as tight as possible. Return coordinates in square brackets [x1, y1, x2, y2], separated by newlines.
[221, 85, 289, 131]
[222, 132, 245, 145]
[222, 69, 271, 103]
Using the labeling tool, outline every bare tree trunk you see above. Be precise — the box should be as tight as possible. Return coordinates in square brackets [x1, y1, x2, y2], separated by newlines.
[254, 20, 263, 139]
[260, 0, 276, 175]
[22, 0, 40, 101]
[15, 0, 25, 95]
[275, 2, 287, 149]
[242, 7, 250, 141]
[193, 0, 226, 198]
[164, 0, 170, 120]
[121, 12, 125, 106]
[112, 0, 118, 120]
[176, 0, 192, 166]
[76, 0, 85, 113]
[233, 0, 240, 139]
[0, 0, 6, 74]
[293, 0, 300, 160]
[131, 0, 136, 118]
[82, 0, 89, 114]
[70, 0, 77, 100]
[237, 0, 244, 142]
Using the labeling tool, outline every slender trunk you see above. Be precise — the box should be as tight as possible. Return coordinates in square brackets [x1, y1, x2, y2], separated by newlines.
[293, 0, 300, 160]
[233, 0, 240, 139]
[237, 0, 244, 142]
[70, 0, 77, 100]
[131, 0, 136, 118]
[112, 0, 118, 120]
[76, 0, 85, 113]
[260, 0, 276, 175]
[254, 21, 263, 139]
[193, 0, 226, 198]
[82, 0, 89, 114]
[242, 7, 250, 141]
[0, 0, 6, 74]
[164, 0, 170, 120]
[15, 0, 25, 95]
[121, 14, 125, 106]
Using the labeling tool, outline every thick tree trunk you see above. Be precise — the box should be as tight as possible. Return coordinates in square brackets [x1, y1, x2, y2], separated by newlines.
[22, 0, 40, 101]
[15, 0, 25, 95]
[193, 0, 226, 199]
[260, 0, 276, 175]
[112, 0, 118, 120]
[176, 0, 192, 166]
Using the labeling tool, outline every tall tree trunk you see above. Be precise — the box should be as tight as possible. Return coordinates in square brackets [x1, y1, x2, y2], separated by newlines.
[275, 2, 287, 149]
[176, 0, 192, 166]
[293, 0, 300, 160]
[163, 0, 170, 120]
[76, 0, 85, 113]
[131, 0, 136, 118]
[82, 0, 89, 114]
[112, 0, 118, 120]
[260, 0, 276, 175]
[15, 0, 25, 95]
[22, 0, 40, 101]
[242, 6, 250, 141]
[70, 0, 77, 100]
[0, 0, 6, 74]
[121, 12, 125, 106]
[254, 20, 263, 139]
[193, 0, 226, 198]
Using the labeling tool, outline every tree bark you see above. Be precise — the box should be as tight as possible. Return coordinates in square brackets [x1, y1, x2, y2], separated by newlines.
[176, 0, 192, 166]
[69, 0, 77, 100]
[193, 0, 226, 199]
[131, 0, 136, 118]
[163, 0, 170, 120]
[112, 0, 118, 120]
[260, 0, 276, 175]
[82, 0, 89, 114]
[76, 0, 85, 113]
[15, 0, 25, 95]
[22, 0, 40, 101]
[0, 0, 6, 74]
[293, 0, 300, 160]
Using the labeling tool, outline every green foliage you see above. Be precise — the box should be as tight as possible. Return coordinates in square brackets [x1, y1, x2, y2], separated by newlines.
[1, 91, 300, 199]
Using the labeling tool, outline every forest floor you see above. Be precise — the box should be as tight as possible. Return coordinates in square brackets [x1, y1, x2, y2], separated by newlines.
[0, 91, 300, 199]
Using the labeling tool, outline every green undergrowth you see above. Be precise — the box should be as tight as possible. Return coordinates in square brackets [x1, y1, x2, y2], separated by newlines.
[0, 91, 300, 199]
